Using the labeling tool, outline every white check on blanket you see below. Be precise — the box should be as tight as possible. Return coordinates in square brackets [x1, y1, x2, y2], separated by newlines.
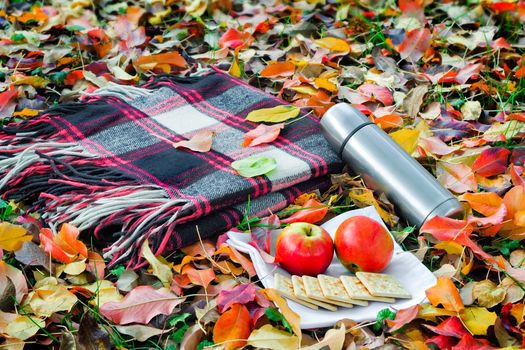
[226, 206, 437, 329]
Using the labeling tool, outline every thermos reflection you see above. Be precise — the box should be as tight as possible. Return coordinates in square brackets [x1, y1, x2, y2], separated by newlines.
[320, 103, 464, 228]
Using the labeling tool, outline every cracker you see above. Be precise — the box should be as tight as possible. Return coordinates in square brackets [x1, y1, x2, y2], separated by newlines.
[302, 275, 354, 309]
[356, 272, 411, 299]
[318, 274, 368, 307]
[291, 275, 337, 311]
[340, 275, 395, 303]
[274, 273, 318, 309]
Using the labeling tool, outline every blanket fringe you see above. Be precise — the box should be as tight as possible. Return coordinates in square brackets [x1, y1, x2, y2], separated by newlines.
[0, 115, 192, 267]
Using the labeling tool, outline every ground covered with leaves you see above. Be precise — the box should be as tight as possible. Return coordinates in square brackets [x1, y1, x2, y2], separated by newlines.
[1, 0, 525, 349]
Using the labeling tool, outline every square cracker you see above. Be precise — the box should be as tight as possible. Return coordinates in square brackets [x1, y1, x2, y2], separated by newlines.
[356, 272, 411, 299]
[340, 275, 395, 303]
[291, 275, 337, 311]
[302, 275, 354, 309]
[318, 274, 368, 307]
[274, 273, 318, 309]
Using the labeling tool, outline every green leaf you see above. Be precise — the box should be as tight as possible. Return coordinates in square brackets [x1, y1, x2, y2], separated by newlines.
[373, 308, 396, 332]
[197, 340, 214, 350]
[168, 313, 191, 327]
[110, 265, 126, 278]
[245, 105, 300, 123]
[265, 308, 292, 334]
[170, 324, 189, 343]
[231, 157, 277, 178]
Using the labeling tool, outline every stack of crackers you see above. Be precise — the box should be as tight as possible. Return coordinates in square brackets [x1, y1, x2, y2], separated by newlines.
[274, 272, 411, 311]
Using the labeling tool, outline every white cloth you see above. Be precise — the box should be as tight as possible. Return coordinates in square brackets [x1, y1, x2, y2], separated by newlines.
[227, 206, 437, 329]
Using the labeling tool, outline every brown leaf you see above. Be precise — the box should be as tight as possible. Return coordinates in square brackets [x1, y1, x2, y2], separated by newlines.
[173, 130, 215, 153]
[181, 324, 204, 350]
[472, 280, 506, 308]
[78, 313, 111, 350]
[402, 85, 429, 117]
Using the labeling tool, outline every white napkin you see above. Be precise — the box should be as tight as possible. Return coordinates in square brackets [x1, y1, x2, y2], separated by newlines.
[227, 206, 436, 329]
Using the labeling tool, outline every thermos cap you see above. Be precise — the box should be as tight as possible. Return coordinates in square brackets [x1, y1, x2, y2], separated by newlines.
[320, 103, 373, 157]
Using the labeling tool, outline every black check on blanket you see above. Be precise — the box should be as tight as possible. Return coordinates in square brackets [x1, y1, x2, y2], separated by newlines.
[0, 70, 341, 266]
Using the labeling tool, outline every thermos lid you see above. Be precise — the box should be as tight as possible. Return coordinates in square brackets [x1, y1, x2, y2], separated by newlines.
[320, 103, 373, 156]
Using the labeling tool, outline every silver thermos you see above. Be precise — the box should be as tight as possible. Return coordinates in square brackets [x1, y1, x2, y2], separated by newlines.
[320, 103, 463, 228]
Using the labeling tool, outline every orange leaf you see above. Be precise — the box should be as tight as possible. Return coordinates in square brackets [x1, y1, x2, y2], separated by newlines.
[39, 224, 88, 264]
[135, 52, 187, 72]
[260, 61, 295, 78]
[173, 130, 215, 153]
[181, 265, 216, 288]
[314, 37, 350, 53]
[374, 115, 404, 131]
[459, 192, 503, 216]
[425, 277, 464, 312]
[213, 304, 251, 350]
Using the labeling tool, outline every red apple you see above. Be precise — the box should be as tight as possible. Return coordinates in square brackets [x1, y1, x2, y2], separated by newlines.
[334, 216, 393, 273]
[275, 222, 334, 276]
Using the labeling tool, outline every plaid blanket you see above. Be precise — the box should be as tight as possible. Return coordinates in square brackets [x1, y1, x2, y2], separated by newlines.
[0, 70, 341, 266]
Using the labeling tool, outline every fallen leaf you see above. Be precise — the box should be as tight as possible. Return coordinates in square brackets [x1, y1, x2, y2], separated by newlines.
[472, 147, 510, 178]
[458, 192, 503, 216]
[99, 285, 183, 325]
[419, 101, 442, 120]
[78, 313, 111, 350]
[424, 316, 468, 338]
[300, 324, 345, 350]
[389, 128, 420, 154]
[425, 277, 465, 312]
[260, 61, 295, 78]
[358, 83, 394, 105]
[245, 105, 300, 123]
[261, 289, 301, 342]
[213, 303, 251, 350]
[460, 307, 497, 336]
[247, 324, 299, 350]
[314, 37, 350, 53]
[6, 315, 45, 340]
[217, 283, 257, 313]
[242, 123, 284, 147]
[398, 28, 432, 62]
[86, 251, 105, 281]
[231, 156, 277, 177]
[0, 222, 32, 251]
[461, 101, 482, 121]
[173, 130, 215, 153]
[0, 86, 18, 119]
[26, 278, 78, 317]
[403, 85, 429, 117]
[182, 265, 216, 288]
[141, 240, 173, 287]
[280, 198, 328, 224]
[116, 269, 139, 292]
[135, 52, 187, 72]
[419, 136, 459, 156]
[39, 224, 88, 264]
[115, 325, 168, 342]
[387, 304, 420, 332]
[436, 161, 478, 193]
[472, 280, 506, 308]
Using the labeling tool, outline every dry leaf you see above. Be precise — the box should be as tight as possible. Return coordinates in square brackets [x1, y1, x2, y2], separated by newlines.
[314, 37, 350, 53]
[115, 325, 168, 342]
[173, 130, 215, 153]
[436, 161, 477, 193]
[247, 324, 300, 350]
[242, 123, 284, 147]
[0, 222, 32, 251]
[6, 315, 45, 340]
[472, 280, 506, 308]
[26, 278, 78, 317]
[39, 224, 88, 264]
[261, 288, 302, 342]
[389, 128, 420, 155]
[141, 240, 173, 287]
[398, 28, 432, 62]
[300, 324, 345, 350]
[460, 307, 497, 335]
[260, 61, 295, 78]
[213, 303, 251, 350]
[425, 277, 465, 312]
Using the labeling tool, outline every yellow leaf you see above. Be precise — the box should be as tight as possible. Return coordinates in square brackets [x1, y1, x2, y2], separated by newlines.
[63, 260, 87, 276]
[12, 108, 40, 118]
[26, 278, 78, 317]
[261, 289, 301, 342]
[12, 75, 49, 88]
[289, 85, 318, 96]
[314, 78, 338, 93]
[141, 240, 173, 287]
[314, 37, 350, 53]
[472, 280, 506, 308]
[230, 47, 242, 78]
[348, 188, 396, 226]
[247, 324, 300, 350]
[460, 306, 497, 335]
[245, 105, 300, 123]
[6, 315, 45, 340]
[434, 241, 464, 255]
[301, 324, 345, 350]
[389, 128, 420, 154]
[417, 304, 456, 319]
[83, 280, 123, 306]
[0, 222, 32, 251]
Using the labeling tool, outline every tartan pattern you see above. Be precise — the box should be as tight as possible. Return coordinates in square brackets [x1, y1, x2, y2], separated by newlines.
[0, 70, 341, 265]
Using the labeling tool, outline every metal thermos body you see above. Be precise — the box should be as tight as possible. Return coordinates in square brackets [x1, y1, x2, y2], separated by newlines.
[320, 103, 463, 228]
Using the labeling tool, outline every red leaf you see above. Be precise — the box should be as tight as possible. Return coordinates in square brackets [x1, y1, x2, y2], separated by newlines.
[99, 286, 183, 325]
[419, 136, 458, 156]
[386, 304, 420, 332]
[472, 147, 510, 177]
[424, 316, 469, 338]
[398, 28, 432, 62]
[242, 123, 284, 147]
[491, 37, 512, 50]
[0, 85, 18, 118]
[487, 2, 516, 13]
[280, 198, 329, 224]
[213, 304, 251, 350]
[420, 216, 501, 265]
[357, 83, 394, 106]
[467, 203, 507, 228]
[219, 28, 252, 49]
[455, 63, 483, 84]
[437, 162, 477, 193]
[217, 283, 257, 313]
[509, 165, 525, 187]
[426, 334, 458, 350]
[452, 333, 496, 350]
